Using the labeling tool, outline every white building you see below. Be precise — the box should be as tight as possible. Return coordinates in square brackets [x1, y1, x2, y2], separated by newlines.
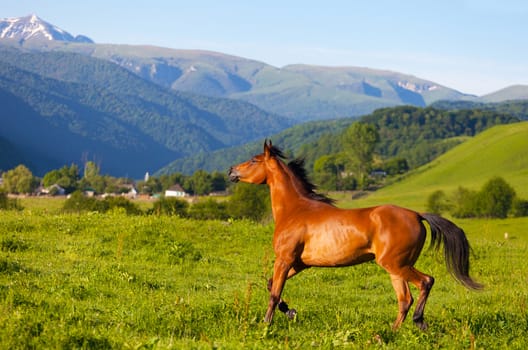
[165, 184, 188, 197]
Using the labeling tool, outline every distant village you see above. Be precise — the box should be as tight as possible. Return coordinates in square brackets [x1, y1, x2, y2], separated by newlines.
[0, 163, 229, 200]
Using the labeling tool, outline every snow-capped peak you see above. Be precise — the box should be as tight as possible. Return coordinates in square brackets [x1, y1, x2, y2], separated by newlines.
[0, 14, 94, 43]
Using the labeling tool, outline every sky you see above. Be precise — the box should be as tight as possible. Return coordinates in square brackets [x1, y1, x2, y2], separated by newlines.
[3, 0, 528, 96]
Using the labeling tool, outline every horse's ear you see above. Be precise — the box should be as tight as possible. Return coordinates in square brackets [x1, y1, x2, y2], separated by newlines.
[264, 139, 272, 158]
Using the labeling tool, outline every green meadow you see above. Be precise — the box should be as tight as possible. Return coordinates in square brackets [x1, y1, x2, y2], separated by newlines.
[1, 122, 527, 349]
[1, 211, 527, 349]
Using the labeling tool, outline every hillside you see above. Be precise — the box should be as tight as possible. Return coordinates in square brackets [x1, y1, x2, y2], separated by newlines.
[3, 39, 473, 121]
[348, 122, 528, 210]
[0, 47, 291, 177]
[157, 118, 354, 175]
[479, 85, 528, 103]
[160, 105, 520, 175]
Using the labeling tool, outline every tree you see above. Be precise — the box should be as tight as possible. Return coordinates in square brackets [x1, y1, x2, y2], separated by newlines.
[313, 154, 341, 191]
[478, 176, 516, 218]
[426, 190, 448, 214]
[210, 171, 228, 192]
[512, 198, 528, 217]
[188, 170, 212, 196]
[81, 161, 105, 193]
[227, 183, 270, 221]
[342, 122, 380, 189]
[1, 165, 39, 194]
[83, 161, 100, 180]
[42, 164, 79, 193]
[451, 186, 480, 218]
[383, 157, 409, 175]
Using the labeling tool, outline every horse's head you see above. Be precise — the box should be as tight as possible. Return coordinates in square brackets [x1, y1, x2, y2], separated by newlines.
[228, 140, 278, 184]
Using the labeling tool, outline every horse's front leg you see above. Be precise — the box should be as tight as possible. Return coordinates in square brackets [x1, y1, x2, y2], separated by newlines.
[264, 258, 292, 323]
[267, 279, 297, 320]
[266, 262, 306, 321]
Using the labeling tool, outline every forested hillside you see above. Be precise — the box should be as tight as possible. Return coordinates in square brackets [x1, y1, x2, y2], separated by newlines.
[0, 47, 292, 176]
[161, 105, 521, 175]
[431, 99, 528, 120]
[359, 105, 520, 167]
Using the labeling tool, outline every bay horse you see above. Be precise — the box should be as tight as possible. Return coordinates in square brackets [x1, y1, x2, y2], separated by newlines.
[228, 140, 482, 329]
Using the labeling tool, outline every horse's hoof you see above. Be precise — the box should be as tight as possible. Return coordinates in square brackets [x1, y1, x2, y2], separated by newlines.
[286, 308, 297, 320]
[415, 320, 428, 330]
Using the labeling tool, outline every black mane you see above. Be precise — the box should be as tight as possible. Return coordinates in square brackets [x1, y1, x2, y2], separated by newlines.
[269, 144, 336, 205]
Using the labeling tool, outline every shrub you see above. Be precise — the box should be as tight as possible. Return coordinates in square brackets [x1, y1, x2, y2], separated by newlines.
[62, 191, 105, 213]
[151, 197, 189, 216]
[448, 177, 517, 219]
[0, 192, 22, 210]
[477, 176, 516, 218]
[511, 198, 528, 217]
[426, 190, 449, 214]
[450, 186, 480, 218]
[188, 198, 228, 220]
[227, 183, 270, 221]
[102, 196, 142, 215]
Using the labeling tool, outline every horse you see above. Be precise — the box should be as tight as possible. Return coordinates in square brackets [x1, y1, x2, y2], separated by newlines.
[228, 140, 482, 329]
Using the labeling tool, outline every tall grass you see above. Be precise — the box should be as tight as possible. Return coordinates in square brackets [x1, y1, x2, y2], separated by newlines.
[1, 209, 527, 349]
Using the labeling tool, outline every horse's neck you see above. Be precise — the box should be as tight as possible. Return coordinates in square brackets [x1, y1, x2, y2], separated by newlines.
[267, 163, 305, 222]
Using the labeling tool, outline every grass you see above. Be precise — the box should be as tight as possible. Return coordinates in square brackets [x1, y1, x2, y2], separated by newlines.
[1, 209, 527, 349]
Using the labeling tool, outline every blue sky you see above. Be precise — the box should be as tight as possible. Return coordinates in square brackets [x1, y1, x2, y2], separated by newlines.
[3, 0, 528, 95]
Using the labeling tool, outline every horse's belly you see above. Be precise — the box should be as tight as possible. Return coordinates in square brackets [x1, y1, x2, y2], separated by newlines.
[300, 238, 373, 267]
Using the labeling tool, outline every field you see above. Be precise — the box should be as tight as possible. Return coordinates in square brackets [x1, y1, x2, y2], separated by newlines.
[2, 122, 527, 348]
[1, 206, 527, 349]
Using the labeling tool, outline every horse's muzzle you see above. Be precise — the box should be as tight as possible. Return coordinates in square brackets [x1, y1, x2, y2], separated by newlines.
[228, 167, 240, 182]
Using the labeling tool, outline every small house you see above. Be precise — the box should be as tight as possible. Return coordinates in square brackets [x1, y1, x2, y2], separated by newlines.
[165, 184, 188, 197]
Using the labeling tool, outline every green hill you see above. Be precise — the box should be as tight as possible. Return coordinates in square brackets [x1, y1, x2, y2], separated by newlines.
[349, 122, 528, 210]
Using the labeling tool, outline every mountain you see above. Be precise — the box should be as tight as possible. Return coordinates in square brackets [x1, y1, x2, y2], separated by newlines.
[0, 47, 292, 177]
[2, 15, 526, 123]
[479, 85, 528, 103]
[71, 45, 476, 121]
[0, 14, 472, 121]
[0, 14, 93, 43]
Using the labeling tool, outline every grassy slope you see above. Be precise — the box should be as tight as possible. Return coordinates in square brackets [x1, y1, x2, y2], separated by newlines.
[345, 121, 528, 210]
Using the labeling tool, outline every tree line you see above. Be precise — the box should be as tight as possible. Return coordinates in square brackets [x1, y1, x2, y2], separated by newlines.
[0, 163, 273, 221]
[0, 162, 229, 197]
[426, 176, 528, 218]
[300, 105, 520, 192]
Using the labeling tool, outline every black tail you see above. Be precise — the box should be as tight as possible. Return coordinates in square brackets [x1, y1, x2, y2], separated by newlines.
[421, 213, 483, 290]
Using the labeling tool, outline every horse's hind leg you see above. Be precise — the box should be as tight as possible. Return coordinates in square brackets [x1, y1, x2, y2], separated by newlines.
[387, 265, 434, 329]
[391, 266, 434, 329]
[408, 268, 434, 329]
[389, 274, 413, 329]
